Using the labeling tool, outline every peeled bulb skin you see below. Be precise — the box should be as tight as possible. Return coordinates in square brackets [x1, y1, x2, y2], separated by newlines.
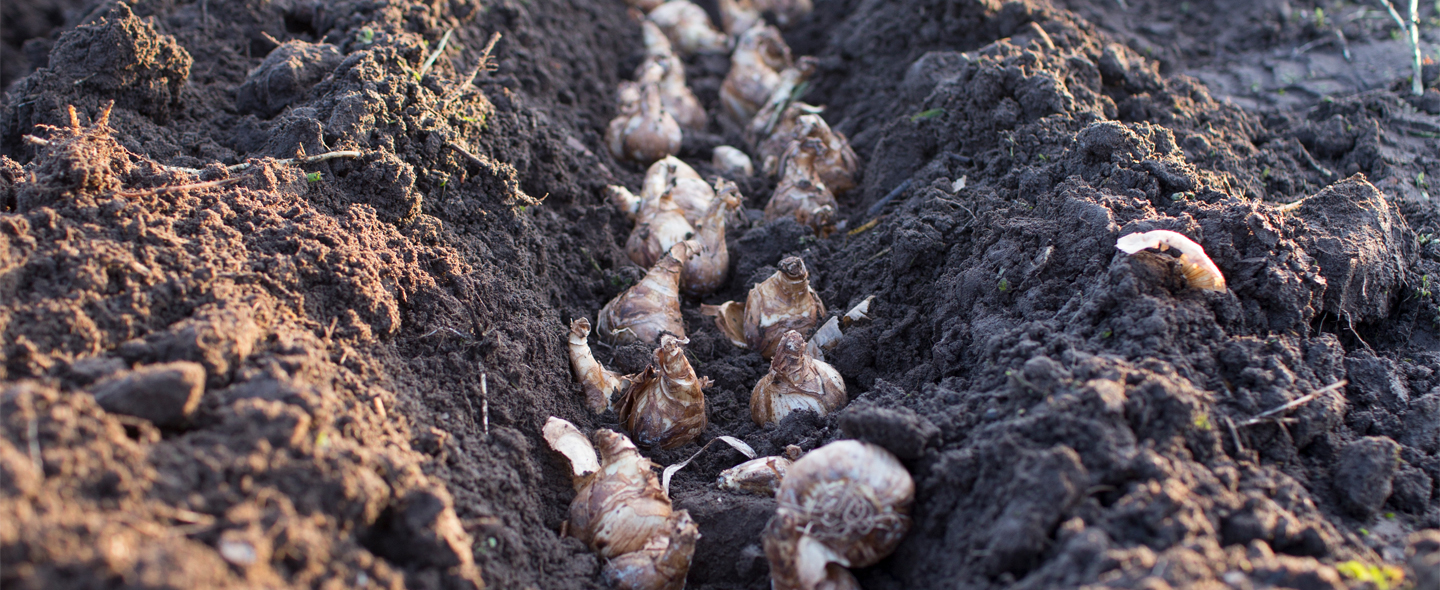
[744, 256, 826, 358]
[718, 455, 792, 496]
[765, 140, 838, 234]
[764, 440, 914, 590]
[599, 241, 697, 344]
[750, 330, 846, 426]
[618, 334, 710, 449]
[682, 182, 744, 296]
[568, 318, 630, 413]
[647, 0, 729, 55]
[626, 188, 696, 269]
[721, 26, 792, 125]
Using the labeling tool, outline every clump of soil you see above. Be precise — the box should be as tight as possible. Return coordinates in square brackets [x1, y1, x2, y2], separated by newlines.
[1, 0, 1438, 589]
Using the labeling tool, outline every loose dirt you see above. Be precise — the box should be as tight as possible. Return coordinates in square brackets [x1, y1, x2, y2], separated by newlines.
[1, 0, 1437, 589]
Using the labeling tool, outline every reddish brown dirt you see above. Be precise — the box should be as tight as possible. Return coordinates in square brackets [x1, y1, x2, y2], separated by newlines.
[2, 0, 1438, 589]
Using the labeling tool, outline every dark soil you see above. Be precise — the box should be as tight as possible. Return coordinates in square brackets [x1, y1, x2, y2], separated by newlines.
[2, 0, 1438, 589]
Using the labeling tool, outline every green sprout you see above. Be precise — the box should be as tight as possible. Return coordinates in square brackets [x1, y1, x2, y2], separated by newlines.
[997, 277, 1010, 293]
[358, 27, 375, 44]
[1100, 329, 1113, 339]
[910, 108, 945, 123]
[1335, 561, 1404, 590]
[1420, 274, 1433, 298]
[1193, 414, 1214, 431]
[306, 172, 323, 183]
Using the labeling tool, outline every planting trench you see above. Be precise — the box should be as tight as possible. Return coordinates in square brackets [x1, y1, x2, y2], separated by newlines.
[1, 0, 1439, 588]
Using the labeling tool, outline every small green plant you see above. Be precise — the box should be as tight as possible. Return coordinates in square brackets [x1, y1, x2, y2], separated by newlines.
[910, 108, 945, 123]
[306, 172, 323, 183]
[1100, 329, 1113, 339]
[1335, 560, 1404, 590]
[997, 277, 1010, 292]
[1419, 274, 1433, 298]
[1314, 7, 1326, 27]
[357, 27, 375, 44]
[1193, 413, 1213, 431]
[1262, 166, 1272, 179]
[1419, 232, 1435, 246]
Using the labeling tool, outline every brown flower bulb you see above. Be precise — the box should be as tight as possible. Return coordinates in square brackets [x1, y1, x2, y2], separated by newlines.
[765, 140, 838, 234]
[759, 0, 814, 27]
[721, 25, 793, 125]
[607, 66, 683, 165]
[682, 181, 744, 296]
[712, 145, 755, 178]
[618, 334, 711, 449]
[599, 241, 697, 344]
[700, 300, 748, 349]
[745, 57, 818, 146]
[626, 187, 697, 269]
[626, 0, 666, 12]
[568, 318, 631, 413]
[603, 511, 700, 590]
[719, 0, 762, 35]
[611, 157, 707, 223]
[754, 112, 857, 194]
[763, 440, 913, 590]
[647, 0, 729, 56]
[640, 22, 707, 131]
[743, 256, 826, 358]
[749, 102, 822, 175]
[717, 455, 792, 496]
[750, 330, 846, 426]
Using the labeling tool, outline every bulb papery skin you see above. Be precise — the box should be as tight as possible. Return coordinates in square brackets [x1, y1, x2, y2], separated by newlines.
[602, 510, 700, 590]
[608, 73, 683, 165]
[750, 102, 821, 176]
[626, 190, 697, 269]
[618, 334, 710, 450]
[750, 330, 846, 426]
[721, 26, 792, 125]
[763, 440, 914, 590]
[568, 318, 629, 413]
[743, 257, 826, 358]
[719, 0, 762, 35]
[569, 430, 673, 558]
[599, 241, 696, 344]
[765, 141, 838, 234]
[682, 183, 743, 296]
[717, 455, 792, 496]
[756, 112, 857, 195]
[647, 0, 729, 56]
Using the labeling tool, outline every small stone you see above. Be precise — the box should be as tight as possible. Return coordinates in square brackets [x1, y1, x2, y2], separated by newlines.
[1333, 436, 1401, 518]
[92, 361, 206, 427]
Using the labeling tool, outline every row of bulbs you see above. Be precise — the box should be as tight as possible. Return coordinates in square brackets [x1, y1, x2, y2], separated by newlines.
[547, 3, 911, 590]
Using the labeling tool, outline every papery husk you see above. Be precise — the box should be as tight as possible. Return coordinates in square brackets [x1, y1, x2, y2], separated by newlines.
[763, 440, 914, 590]
[712, 145, 754, 177]
[599, 241, 697, 344]
[765, 140, 838, 234]
[750, 330, 845, 426]
[607, 71, 682, 164]
[569, 429, 675, 559]
[568, 318, 631, 413]
[717, 455, 791, 496]
[626, 189, 696, 269]
[647, 0, 729, 56]
[543, 417, 600, 485]
[1115, 229, 1226, 291]
[603, 510, 699, 590]
[617, 334, 710, 449]
[700, 301, 747, 349]
[743, 256, 826, 358]
[682, 182, 743, 296]
[755, 112, 857, 195]
[720, 25, 792, 125]
[640, 22, 707, 131]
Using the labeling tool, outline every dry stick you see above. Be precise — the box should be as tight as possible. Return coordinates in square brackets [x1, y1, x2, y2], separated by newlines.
[117, 177, 241, 198]
[418, 29, 454, 79]
[1377, 0, 1424, 96]
[449, 31, 503, 99]
[25, 390, 42, 478]
[480, 372, 491, 437]
[1239, 380, 1348, 427]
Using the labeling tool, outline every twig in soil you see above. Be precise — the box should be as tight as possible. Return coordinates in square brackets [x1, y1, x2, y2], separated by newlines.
[446, 31, 503, 102]
[866, 178, 914, 217]
[1239, 380, 1347, 427]
[162, 150, 364, 175]
[116, 177, 241, 198]
[1294, 140, 1336, 179]
[24, 390, 42, 479]
[420, 326, 471, 340]
[480, 372, 490, 437]
[1223, 416, 1246, 454]
[1375, 0, 1425, 96]
[419, 29, 455, 80]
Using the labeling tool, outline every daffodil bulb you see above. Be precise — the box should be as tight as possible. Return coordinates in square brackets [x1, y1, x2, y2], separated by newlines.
[568, 318, 631, 413]
[765, 140, 838, 234]
[763, 440, 913, 590]
[617, 334, 711, 449]
[750, 330, 846, 426]
[599, 241, 697, 344]
[713, 145, 755, 178]
[744, 256, 826, 358]
[682, 181, 744, 296]
[647, 0, 729, 56]
[607, 70, 682, 165]
[626, 188, 697, 269]
[721, 25, 792, 125]
[755, 112, 857, 194]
